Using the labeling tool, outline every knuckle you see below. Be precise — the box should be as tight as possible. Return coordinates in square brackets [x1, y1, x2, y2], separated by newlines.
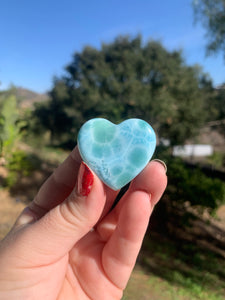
[58, 196, 88, 230]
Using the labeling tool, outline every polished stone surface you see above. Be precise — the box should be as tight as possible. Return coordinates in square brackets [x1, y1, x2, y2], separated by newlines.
[77, 118, 156, 190]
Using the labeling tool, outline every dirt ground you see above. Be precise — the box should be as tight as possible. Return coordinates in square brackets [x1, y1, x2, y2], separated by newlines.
[0, 189, 26, 240]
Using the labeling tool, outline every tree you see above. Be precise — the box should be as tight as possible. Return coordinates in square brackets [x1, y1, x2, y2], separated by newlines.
[215, 85, 225, 120]
[35, 35, 212, 147]
[211, 85, 225, 135]
[33, 79, 74, 145]
[193, 0, 225, 58]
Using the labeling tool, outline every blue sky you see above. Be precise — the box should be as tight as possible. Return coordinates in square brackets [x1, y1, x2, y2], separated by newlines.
[0, 0, 225, 93]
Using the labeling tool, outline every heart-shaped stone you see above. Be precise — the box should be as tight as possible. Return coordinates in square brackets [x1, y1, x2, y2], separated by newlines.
[77, 118, 156, 190]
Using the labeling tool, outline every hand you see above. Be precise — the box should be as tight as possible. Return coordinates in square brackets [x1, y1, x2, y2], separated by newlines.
[0, 147, 167, 300]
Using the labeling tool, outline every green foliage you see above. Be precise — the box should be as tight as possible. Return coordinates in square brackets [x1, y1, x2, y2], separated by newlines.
[198, 75, 219, 122]
[211, 86, 225, 137]
[193, 0, 225, 58]
[5, 150, 36, 188]
[34, 35, 211, 147]
[0, 95, 26, 157]
[167, 157, 225, 209]
[207, 151, 225, 168]
[32, 92, 73, 146]
[124, 232, 225, 300]
[215, 86, 225, 120]
[199, 79, 225, 125]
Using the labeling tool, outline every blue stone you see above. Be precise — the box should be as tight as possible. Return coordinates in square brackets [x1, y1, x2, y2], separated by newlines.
[77, 118, 156, 190]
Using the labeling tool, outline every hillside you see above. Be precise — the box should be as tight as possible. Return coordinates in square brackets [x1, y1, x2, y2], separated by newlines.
[0, 86, 49, 108]
[14, 87, 49, 108]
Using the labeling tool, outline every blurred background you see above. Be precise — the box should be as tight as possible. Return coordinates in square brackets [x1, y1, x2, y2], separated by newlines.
[0, 0, 225, 299]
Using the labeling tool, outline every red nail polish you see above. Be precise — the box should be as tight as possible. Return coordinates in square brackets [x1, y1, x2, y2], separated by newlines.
[77, 162, 94, 196]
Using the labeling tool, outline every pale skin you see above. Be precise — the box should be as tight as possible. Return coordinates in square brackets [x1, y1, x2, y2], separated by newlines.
[0, 147, 167, 300]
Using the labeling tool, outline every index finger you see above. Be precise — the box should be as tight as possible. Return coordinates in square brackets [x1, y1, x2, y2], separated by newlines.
[29, 146, 118, 219]
[31, 146, 82, 213]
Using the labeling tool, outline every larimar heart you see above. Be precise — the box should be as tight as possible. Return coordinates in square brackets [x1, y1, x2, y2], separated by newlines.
[77, 118, 156, 190]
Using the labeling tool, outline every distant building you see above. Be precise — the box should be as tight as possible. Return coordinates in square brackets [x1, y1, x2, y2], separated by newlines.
[173, 145, 213, 157]
[215, 83, 225, 90]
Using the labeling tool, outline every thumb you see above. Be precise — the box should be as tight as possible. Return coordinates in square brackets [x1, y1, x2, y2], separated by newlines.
[11, 162, 106, 265]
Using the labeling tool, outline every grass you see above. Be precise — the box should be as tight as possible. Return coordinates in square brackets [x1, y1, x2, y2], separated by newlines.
[123, 268, 225, 300]
[122, 231, 225, 299]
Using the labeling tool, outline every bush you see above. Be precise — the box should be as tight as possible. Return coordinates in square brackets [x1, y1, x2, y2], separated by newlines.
[207, 152, 225, 169]
[166, 157, 225, 210]
[5, 150, 36, 188]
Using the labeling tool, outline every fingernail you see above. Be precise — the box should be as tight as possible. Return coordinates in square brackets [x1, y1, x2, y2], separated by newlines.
[152, 159, 167, 173]
[16, 207, 36, 226]
[77, 162, 94, 196]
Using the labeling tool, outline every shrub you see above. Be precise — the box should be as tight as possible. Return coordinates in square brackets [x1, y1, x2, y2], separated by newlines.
[5, 150, 36, 188]
[166, 157, 225, 210]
